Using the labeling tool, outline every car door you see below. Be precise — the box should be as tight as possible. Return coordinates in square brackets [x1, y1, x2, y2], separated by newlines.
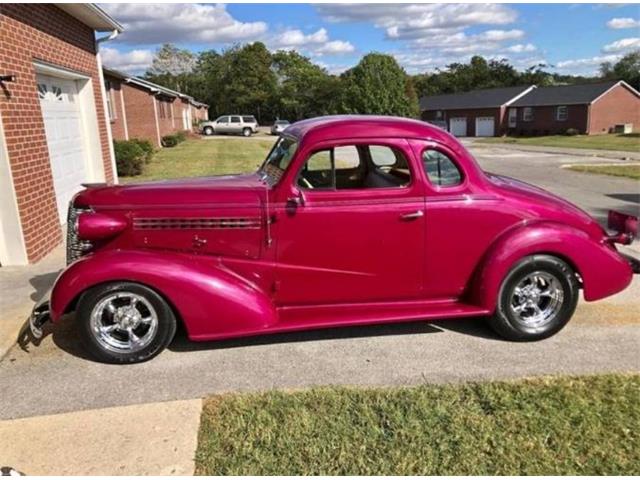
[229, 116, 242, 134]
[215, 116, 230, 133]
[274, 138, 426, 306]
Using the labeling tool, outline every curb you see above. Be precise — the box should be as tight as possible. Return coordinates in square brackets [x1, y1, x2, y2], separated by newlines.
[0, 399, 203, 475]
[471, 142, 640, 161]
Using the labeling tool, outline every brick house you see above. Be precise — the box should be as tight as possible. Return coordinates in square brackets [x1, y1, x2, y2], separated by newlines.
[508, 81, 640, 136]
[420, 86, 534, 137]
[104, 68, 209, 147]
[420, 81, 640, 137]
[0, 4, 122, 266]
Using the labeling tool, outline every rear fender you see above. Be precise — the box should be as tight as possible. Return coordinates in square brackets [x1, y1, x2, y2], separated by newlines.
[50, 250, 276, 339]
[469, 222, 633, 311]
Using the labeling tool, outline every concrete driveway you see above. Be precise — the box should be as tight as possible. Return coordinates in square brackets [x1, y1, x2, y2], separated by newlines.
[0, 143, 638, 420]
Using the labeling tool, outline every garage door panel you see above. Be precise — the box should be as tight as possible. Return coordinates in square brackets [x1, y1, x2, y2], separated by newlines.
[37, 74, 87, 224]
[449, 117, 467, 137]
[475, 116, 495, 137]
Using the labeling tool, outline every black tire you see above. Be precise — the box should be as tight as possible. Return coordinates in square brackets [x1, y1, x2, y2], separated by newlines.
[203, 126, 214, 136]
[488, 255, 579, 341]
[242, 127, 252, 137]
[76, 282, 177, 364]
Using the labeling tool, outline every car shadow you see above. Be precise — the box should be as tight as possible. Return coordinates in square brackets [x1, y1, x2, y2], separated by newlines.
[606, 193, 640, 205]
[29, 270, 61, 302]
[35, 314, 501, 362]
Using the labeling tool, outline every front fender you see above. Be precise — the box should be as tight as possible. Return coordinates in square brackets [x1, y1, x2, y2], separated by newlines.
[50, 250, 277, 339]
[469, 222, 633, 311]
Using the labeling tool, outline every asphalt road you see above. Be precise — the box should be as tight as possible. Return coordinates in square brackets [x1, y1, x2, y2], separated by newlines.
[0, 143, 638, 420]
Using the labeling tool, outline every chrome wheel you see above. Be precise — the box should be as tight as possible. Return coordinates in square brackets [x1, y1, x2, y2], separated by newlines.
[90, 292, 158, 353]
[509, 271, 564, 329]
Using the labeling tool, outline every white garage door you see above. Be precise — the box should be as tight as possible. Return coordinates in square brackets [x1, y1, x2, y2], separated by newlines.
[449, 117, 467, 137]
[475, 116, 495, 137]
[37, 74, 88, 224]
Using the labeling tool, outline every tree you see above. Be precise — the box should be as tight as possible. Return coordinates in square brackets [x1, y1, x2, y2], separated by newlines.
[145, 44, 196, 92]
[601, 50, 640, 89]
[339, 53, 417, 116]
[271, 50, 338, 120]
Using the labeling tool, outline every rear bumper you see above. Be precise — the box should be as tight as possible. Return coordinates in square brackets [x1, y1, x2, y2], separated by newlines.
[606, 210, 638, 245]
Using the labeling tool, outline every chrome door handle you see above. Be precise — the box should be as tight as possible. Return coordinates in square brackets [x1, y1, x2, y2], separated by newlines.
[400, 210, 424, 220]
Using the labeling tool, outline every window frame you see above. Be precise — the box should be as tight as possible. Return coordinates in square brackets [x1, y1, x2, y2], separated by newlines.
[105, 80, 117, 122]
[522, 107, 534, 122]
[419, 146, 466, 191]
[295, 141, 416, 193]
[556, 105, 568, 121]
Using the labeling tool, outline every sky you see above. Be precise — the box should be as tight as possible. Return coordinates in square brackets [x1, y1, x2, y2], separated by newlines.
[99, 3, 640, 77]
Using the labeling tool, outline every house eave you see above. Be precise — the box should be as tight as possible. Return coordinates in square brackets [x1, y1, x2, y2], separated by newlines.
[57, 4, 123, 32]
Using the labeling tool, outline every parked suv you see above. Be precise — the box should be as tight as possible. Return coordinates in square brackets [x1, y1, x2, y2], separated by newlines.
[201, 115, 258, 137]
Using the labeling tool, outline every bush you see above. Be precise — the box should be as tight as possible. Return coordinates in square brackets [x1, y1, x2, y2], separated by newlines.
[175, 130, 187, 143]
[113, 140, 145, 176]
[162, 135, 179, 147]
[565, 128, 580, 136]
[131, 138, 155, 163]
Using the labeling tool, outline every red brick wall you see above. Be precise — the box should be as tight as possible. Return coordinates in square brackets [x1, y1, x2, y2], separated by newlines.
[422, 108, 502, 136]
[0, 4, 113, 263]
[104, 74, 127, 141]
[156, 96, 175, 138]
[509, 105, 589, 135]
[121, 82, 160, 147]
[588, 84, 640, 134]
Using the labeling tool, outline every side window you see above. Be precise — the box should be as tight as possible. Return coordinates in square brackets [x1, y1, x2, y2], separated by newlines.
[217, 116, 229, 123]
[298, 144, 411, 190]
[422, 149, 462, 187]
[243, 116, 256, 123]
[230, 116, 241, 123]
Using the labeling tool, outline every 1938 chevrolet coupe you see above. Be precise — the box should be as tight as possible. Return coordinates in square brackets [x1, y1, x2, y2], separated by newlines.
[31, 116, 638, 363]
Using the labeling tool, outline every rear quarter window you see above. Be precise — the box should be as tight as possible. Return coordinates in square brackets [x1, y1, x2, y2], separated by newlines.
[422, 149, 463, 187]
[243, 116, 256, 123]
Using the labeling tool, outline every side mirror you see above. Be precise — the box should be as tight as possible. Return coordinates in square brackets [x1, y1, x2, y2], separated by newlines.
[285, 189, 306, 215]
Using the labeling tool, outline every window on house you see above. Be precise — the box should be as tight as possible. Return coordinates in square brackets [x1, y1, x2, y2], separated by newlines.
[422, 149, 463, 187]
[297, 145, 411, 190]
[522, 107, 533, 122]
[105, 80, 116, 121]
[556, 105, 568, 121]
[435, 110, 443, 119]
[508, 108, 517, 128]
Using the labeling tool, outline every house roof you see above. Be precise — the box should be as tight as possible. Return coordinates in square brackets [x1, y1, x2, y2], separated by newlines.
[511, 81, 627, 107]
[102, 67, 209, 108]
[57, 4, 123, 32]
[419, 85, 533, 111]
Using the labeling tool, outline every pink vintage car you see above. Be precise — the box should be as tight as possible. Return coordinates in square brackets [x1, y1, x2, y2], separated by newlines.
[30, 116, 638, 363]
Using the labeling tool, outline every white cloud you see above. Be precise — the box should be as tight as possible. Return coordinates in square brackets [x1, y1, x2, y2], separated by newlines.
[269, 27, 354, 56]
[607, 17, 640, 28]
[554, 53, 621, 75]
[602, 37, 640, 52]
[101, 47, 154, 73]
[505, 43, 537, 53]
[101, 4, 267, 45]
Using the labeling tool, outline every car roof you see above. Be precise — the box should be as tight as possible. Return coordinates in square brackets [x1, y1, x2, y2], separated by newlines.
[286, 115, 454, 144]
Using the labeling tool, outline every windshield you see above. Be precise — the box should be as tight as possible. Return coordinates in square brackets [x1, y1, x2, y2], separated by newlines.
[259, 136, 298, 186]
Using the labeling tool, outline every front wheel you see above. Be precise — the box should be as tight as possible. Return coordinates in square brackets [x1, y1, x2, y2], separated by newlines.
[488, 255, 579, 341]
[77, 282, 177, 363]
[203, 126, 214, 136]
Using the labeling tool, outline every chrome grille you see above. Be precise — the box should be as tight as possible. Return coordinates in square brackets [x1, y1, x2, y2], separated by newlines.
[133, 217, 262, 230]
[66, 204, 92, 265]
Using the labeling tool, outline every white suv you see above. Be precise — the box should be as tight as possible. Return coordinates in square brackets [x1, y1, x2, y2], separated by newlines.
[201, 115, 258, 137]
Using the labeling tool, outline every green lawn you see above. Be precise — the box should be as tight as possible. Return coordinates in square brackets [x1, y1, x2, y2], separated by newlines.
[120, 137, 276, 183]
[566, 164, 640, 180]
[196, 374, 640, 475]
[478, 133, 640, 152]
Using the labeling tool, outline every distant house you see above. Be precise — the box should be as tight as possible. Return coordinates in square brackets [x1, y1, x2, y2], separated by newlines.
[103, 68, 209, 147]
[508, 81, 640, 136]
[419, 86, 535, 137]
[420, 81, 640, 137]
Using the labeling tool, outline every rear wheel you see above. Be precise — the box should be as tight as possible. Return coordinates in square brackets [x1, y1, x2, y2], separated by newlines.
[242, 127, 252, 137]
[488, 255, 579, 341]
[77, 282, 176, 363]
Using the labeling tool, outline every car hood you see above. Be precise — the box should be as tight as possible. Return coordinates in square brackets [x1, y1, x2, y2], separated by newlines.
[74, 173, 266, 209]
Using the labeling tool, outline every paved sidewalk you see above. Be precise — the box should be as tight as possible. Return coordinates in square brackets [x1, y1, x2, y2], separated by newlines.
[469, 141, 640, 161]
[0, 399, 201, 475]
[0, 245, 64, 360]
